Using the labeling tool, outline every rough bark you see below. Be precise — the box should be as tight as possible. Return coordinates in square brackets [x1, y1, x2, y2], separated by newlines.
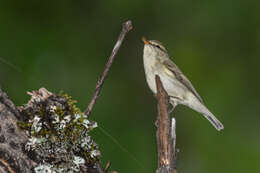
[155, 75, 177, 173]
[0, 88, 36, 173]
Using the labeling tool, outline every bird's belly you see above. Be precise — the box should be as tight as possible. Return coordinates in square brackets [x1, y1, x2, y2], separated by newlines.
[145, 69, 187, 100]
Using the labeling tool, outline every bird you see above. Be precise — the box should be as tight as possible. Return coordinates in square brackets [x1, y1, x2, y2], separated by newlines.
[142, 37, 224, 131]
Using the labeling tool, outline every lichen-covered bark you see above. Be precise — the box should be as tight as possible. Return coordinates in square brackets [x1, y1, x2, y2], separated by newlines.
[18, 88, 100, 172]
[0, 88, 105, 173]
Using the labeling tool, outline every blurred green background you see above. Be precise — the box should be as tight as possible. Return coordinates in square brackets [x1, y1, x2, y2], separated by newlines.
[0, 0, 259, 172]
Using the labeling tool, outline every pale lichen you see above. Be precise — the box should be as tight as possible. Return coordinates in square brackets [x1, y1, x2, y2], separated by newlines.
[18, 90, 100, 172]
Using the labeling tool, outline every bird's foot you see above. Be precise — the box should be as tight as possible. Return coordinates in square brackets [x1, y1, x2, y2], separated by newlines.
[168, 105, 175, 114]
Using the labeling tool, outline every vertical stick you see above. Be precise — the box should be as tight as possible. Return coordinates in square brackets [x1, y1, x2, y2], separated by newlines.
[155, 75, 177, 173]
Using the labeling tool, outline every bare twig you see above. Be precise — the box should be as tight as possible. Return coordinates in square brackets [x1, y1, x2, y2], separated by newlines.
[85, 20, 133, 117]
[155, 75, 177, 173]
[104, 161, 111, 172]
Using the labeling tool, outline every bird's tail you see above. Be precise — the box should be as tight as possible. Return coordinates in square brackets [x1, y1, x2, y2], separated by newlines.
[184, 100, 224, 131]
[201, 107, 224, 131]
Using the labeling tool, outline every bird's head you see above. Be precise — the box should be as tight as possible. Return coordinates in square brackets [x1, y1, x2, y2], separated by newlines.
[142, 37, 168, 58]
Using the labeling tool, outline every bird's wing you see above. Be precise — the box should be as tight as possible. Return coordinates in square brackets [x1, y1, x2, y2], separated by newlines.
[163, 59, 204, 103]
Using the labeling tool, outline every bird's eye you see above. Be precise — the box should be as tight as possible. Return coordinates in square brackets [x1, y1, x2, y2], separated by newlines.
[151, 43, 164, 51]
[155, 45, 161, 49]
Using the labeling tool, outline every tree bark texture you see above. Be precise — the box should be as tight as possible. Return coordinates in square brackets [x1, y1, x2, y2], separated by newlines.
[155, 75, 177, 173]
[0, 89, 36, 173]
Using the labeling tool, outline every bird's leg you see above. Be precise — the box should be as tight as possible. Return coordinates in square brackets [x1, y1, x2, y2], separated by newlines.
[168, 104, 175, 114]
[154, 93, 176, 114]
[168, 97, 177, 114]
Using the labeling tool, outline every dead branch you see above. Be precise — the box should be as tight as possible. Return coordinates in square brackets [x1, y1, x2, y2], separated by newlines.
[85, 20, 133, 117]
[155, 75, 177, 173]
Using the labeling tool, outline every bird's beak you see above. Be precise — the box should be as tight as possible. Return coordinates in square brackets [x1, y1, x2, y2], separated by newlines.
[142, 37, 150, 45]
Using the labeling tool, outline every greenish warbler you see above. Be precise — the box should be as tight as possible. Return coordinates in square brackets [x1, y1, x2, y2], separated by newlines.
[142, 37, 224, 131]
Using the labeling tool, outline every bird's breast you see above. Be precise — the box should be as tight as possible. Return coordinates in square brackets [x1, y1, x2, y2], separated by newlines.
[143, 54, 188, 100]
[143, 53, 160, 93]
